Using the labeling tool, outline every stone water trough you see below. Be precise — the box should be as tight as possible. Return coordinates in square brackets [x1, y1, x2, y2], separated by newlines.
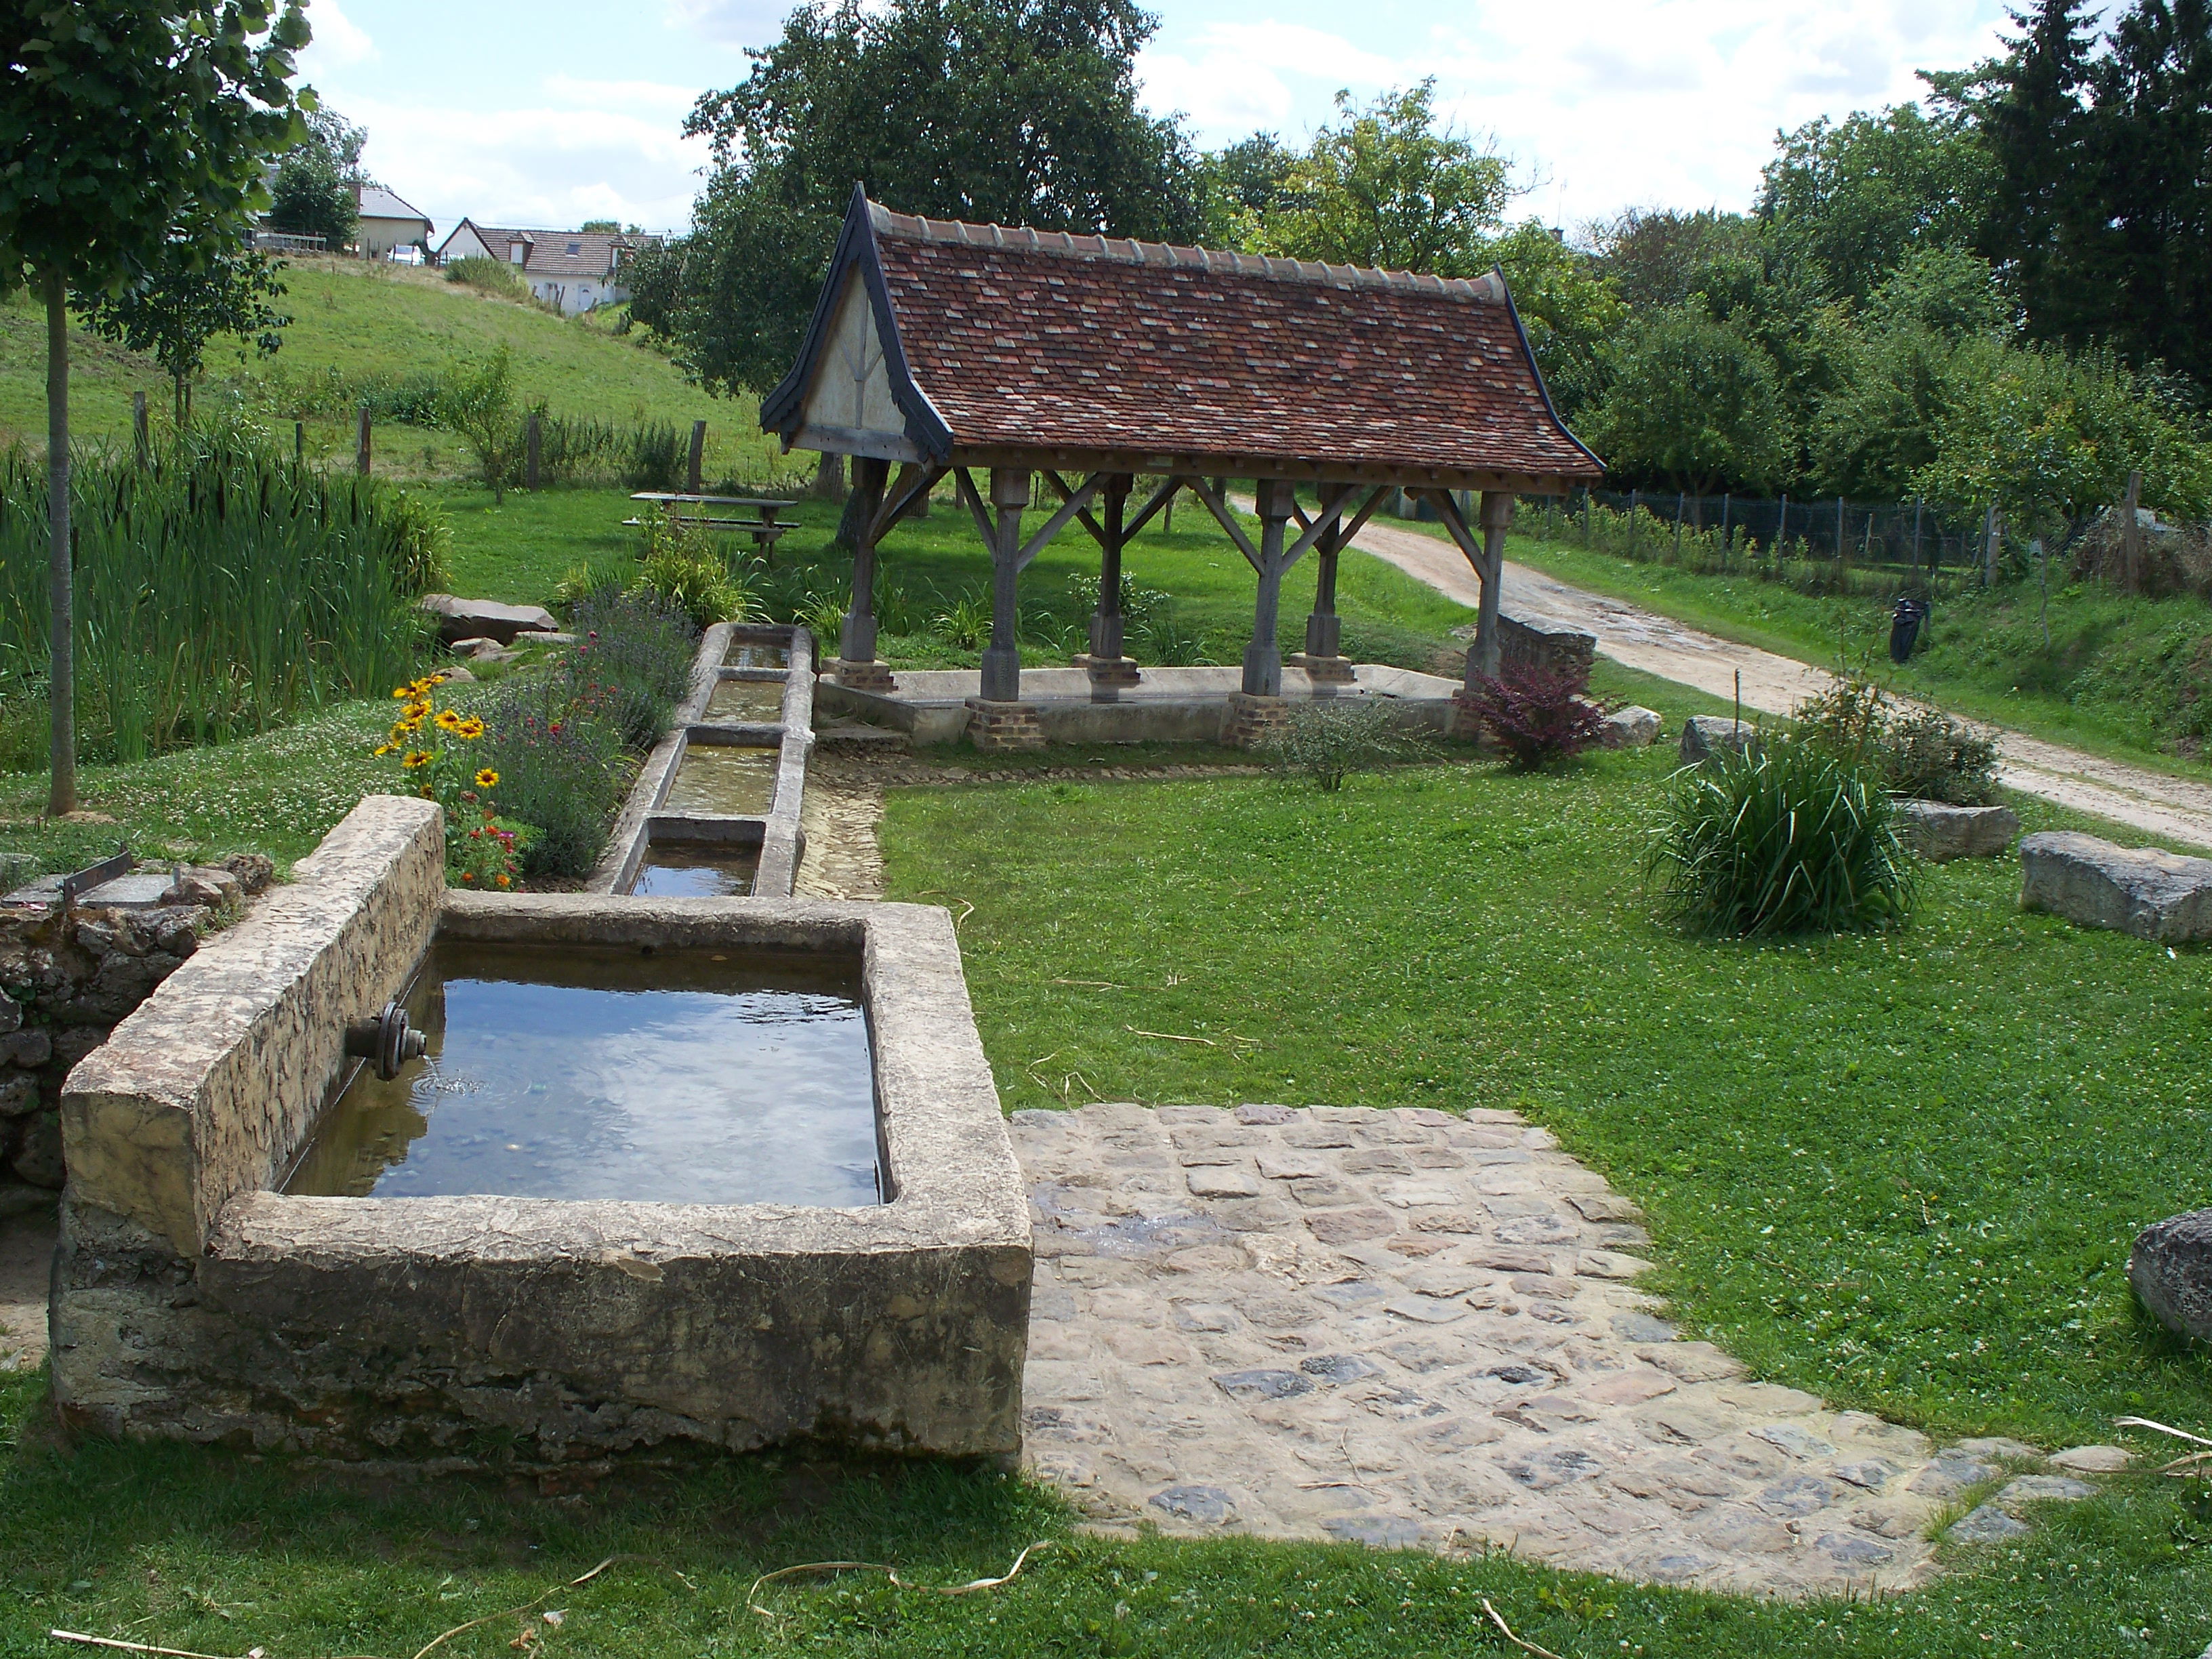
[51, 795, 1029, 1461]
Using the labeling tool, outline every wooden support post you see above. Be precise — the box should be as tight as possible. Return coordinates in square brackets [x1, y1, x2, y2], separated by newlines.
[1294, 483, 1354, 682]
[356, 405, 372, 476]
[132, 391, 148, 468]
[1473, 491, 1512, 684]
[981, 466, 1029, 703]
[293, 419, 305, 466]
[687, 419, 707, 494]
[525, 411, 542, 491]
[1240, 479, 1297, 699]
[837, 456, 891, 688]
[1081, 473, 1139, 686]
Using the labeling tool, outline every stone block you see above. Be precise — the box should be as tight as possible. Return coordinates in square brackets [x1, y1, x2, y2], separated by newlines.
[1896, 800, 2018, 862]
[1679, 716, 1761, 766]
[1498, 613, 1597, 693]
[1221, 693, 1289, 750]
[2049, 1445, 2130, 1473]
[2129, 1206, 2212, 1340]
[1600, 706, 1661, 750]
[419, 594, 559, 646]
[2021, 832, 2212, 941]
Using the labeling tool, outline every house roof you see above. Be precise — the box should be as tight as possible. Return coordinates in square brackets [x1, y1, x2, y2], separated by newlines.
[434, 221, 655, 279]
[355, 184, 431, 227]
[760, 188, 1603, 489]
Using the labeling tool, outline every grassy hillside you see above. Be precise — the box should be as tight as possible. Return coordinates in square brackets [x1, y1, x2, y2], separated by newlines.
[0, 256, 796, 487]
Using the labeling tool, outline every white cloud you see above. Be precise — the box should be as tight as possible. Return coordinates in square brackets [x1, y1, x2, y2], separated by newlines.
[298, 0, 377, 69]
[541, 76, 703, 118]
[662, 0, 794, 45]
[1145, 0, 2011, 222]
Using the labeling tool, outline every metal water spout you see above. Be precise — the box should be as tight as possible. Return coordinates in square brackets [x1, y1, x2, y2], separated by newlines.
[344, 1001, 425, 1081]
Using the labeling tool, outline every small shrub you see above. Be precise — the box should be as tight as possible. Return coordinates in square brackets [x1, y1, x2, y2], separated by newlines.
[636, 548, 747, 628]
[1462, 668, 1613, 769]
[1793, 675, 2000, 806]
[621, 421, 687, 491]
[445, 255, 527, 298]
[436, 347, 523, 503]
[1646, 741, 1918, 936]
[932, 587, 991, 651]
[1134, 607, 1218, 666]
[480, 676, 626, 878]
[1265, 699, 1429, 792]
[562, 583, 699, 750]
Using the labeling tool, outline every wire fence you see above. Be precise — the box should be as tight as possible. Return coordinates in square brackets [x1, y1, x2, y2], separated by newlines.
[1499, 488, 1992, 600]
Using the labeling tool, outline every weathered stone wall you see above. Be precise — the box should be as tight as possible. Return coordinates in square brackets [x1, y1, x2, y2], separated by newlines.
[0, 856, 274, 1192]
[1498, 613, 1597, 693]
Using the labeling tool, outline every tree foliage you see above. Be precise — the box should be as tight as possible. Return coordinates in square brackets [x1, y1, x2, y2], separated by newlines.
[1582, 309, 1793, 495]
[77, 228, 289, 422]
[269, 106, 364, 250]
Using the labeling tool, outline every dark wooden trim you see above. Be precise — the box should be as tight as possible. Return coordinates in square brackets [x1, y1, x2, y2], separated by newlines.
[1187, 476, 1264, 572]
[1017, 473, 1103, 572]
[943, 444, 1582, 493]
[1041, 470, 1108, 548]
[1122, 474, 1184, 537]
[793, 422, 926, 464]
[870, 462, 949, 543]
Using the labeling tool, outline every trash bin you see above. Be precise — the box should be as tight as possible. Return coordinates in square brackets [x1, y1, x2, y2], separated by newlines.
[1889, 596, 1927, 663]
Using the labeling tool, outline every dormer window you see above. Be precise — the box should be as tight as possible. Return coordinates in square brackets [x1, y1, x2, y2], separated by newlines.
[566, 241, 582, 255]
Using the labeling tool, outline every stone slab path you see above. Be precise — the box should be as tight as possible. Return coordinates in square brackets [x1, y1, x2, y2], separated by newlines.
[1350, 516, 2212, 852]
[1011, 1103, 2094, 1599]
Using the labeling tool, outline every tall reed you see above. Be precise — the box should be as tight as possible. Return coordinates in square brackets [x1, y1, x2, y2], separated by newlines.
[0, 428, 436, 764]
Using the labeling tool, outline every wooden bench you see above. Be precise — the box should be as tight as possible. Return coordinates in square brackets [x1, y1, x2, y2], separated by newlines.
[629, 493, 798, 564]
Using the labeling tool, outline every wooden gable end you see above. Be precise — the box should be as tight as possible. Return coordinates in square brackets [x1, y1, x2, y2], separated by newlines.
[792, 266, 922, 463]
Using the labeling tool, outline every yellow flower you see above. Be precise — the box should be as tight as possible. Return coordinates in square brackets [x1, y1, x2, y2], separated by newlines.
[373, 742, 399, 757]
[391, 685, 414, 700]
[426, 672, 450, 687]
[392, 718, 422, 737]
[474, 768, 500, 790]
[404, 699, 432, 720]
[401, 750, 434, 769]
[433, 709, 463, 732]
[455, 717, 486, 739]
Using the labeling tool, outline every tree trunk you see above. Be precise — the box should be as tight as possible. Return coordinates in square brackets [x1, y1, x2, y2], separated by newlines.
[174, 371, 186, 429]
[811, 451, 847, 503]
[43, 270, 75, 816]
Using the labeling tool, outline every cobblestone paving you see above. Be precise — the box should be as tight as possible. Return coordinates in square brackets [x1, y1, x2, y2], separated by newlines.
[1011, 1103, 2087, 1599]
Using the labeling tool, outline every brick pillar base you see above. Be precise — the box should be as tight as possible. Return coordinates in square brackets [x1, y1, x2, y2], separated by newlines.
[1287, 653, 1357, 685]
[1223, 691, 1290, 750]
[1073, 654, 1143, 687]
[828, 657, 897, 693]
[1450, 690, 1494, 744]
[965, 698, 1044, 751]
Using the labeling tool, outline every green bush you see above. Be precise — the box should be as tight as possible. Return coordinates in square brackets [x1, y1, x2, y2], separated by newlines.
[478, 676, 626, 878]
[445, 255, 528, 298]
[1264, 699, 1429, 792]
[561, 584, 699, 750]
[1793, 676, 2000, 805]
[1646, 740, 1919, 936]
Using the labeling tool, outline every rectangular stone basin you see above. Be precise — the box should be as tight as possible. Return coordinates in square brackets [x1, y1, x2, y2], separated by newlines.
[663, 743, 778, 816]
[285, 941, 877, 1206]
[628, 845, 760, 897]
[705, 679, 787, 722]
[726, 639, 790, 670]
[54, 796, 1029, 1463]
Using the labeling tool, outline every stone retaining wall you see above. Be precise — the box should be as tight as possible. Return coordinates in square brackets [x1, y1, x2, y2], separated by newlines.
[0, 855, 275, 1193]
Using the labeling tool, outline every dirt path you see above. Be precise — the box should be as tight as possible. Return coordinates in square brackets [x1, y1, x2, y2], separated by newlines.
[1353, 517, 2212, 851]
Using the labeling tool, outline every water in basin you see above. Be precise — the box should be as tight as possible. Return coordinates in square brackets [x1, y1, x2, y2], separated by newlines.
[664, 745, 777, 815]
[705, 679, 786, 722]
[726, 640, 791, 669]
[287, 942, 880, 1206]
[630, 846, 758, 897]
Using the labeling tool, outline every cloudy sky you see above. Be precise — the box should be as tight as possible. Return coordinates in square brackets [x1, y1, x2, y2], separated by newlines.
[303, 0, 2027, 243]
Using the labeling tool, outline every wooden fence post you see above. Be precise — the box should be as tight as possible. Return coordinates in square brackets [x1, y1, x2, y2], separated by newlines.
[132, 391, 148, 467]
[1719, 493, 1732, 571]
[687, 419, 706, 494]
[294, 419, 304, 465]
[1673, 491, 1684, 561]
[526, 411, 542, 491]
[356, 405, 372, 476]
[2122, 469, 2143, 592]
[1982, 505, 2001, 588]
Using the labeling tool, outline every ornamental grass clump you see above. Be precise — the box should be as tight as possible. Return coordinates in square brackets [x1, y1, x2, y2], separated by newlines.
[1264, 699, 1429, 792]
[1646, 740, 1919, 937]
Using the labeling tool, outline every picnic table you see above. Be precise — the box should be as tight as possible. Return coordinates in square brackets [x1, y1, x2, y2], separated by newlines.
[628, 493, 798, 563]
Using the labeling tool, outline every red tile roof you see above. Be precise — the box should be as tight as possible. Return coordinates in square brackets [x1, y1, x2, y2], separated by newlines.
[865, 205, 1601, 484]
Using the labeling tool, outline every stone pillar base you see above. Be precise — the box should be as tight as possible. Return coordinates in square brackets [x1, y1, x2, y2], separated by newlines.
[1450, 689, 1494, 744]
[1074, 654, 1142, 687]
[827, 658, 897, 693]
[965, 699, 1044, 751]
[1287, 653, 1357, 685]
[1223, 692, 1290, 750]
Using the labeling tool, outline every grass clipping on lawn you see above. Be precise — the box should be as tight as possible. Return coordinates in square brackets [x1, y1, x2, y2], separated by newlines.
[1645, 739, 1919, 936]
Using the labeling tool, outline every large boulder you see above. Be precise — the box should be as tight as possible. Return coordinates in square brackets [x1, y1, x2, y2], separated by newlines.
[2020, 831, 2212, 941]
[2130, 1208, 2212, 1342]
[1898, 800, 2020, 862]
[419, 594, 558, 647]
[1679, 715, 1761, 766]
[1601, 705, 1661, 750]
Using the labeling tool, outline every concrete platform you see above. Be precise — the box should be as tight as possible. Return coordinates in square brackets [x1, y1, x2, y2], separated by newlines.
[815, 664, 1460, 745]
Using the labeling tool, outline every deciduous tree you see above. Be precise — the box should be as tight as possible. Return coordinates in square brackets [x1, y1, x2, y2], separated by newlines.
[77, 228, 290, 424]
[0, 0, 311, 813]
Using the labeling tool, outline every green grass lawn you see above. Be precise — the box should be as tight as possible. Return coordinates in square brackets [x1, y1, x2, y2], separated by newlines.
[1480, 522, 2212, 777]
[0, 258, 790, 487]
[7, 668, 2212, 1655]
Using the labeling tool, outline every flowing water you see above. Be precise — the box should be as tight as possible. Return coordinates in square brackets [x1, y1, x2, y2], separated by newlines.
[629, 846, 758, 897]
[726, 640, 790, 670]
[705, 679, 787, 722]
[663, 745, 778, 815]
[287, 942, 880, 1206]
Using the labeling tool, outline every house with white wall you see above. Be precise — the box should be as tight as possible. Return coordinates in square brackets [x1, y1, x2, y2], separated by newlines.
[433, 220, 657, 315]
[354, 185, 433, 259]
